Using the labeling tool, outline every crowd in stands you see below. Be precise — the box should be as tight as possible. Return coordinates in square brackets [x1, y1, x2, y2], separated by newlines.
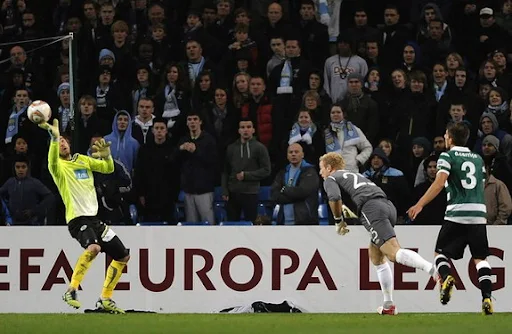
[1, 0, 511, 226]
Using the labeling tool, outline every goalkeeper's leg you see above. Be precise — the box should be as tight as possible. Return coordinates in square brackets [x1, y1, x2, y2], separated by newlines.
[98, 235, 130, 314]
[64, 244, 100, 309]
[369, 243, 396, 315]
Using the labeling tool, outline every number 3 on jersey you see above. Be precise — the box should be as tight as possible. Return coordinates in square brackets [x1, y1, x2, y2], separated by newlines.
[343, 172, 376, 189]
[461, 161, 477, 189]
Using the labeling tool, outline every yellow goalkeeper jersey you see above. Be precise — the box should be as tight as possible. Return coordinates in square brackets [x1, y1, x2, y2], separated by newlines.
[48, 140, 114, 223]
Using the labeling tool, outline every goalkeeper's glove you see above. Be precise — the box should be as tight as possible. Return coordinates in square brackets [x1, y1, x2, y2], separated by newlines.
[342, 204, 358, 219]
[38, 119, 60, 139]
[334, 216, 349, 235]
[91, 138, 111, 159]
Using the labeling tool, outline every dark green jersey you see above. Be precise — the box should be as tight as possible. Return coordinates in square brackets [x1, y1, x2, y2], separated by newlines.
[436, 146, 486, 224]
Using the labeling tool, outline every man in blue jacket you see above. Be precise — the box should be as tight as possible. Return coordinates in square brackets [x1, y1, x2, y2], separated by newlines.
[0, 154, 53, 225]
[271, 143, 319, 225]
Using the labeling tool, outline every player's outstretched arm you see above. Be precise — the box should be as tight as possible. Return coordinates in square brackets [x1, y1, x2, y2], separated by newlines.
[407, 172, 448, 220]
[89, 138, 114, 174]
[39, 119, 60, 175]
[38, 119, 60, 139]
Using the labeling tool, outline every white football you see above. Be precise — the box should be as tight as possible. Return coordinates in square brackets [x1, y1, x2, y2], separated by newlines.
[27, 100, 52, 124]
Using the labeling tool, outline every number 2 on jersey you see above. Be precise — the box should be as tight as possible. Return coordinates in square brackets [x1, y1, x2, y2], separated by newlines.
[343, 172, 376, 189]
[461, 161, 477, 190]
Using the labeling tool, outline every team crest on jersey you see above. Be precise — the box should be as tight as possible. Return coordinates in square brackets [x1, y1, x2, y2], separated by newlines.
[74, 169, 89, 180]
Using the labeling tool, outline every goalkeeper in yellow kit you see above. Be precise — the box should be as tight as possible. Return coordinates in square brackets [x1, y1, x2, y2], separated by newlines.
[39, 119, 129, 314]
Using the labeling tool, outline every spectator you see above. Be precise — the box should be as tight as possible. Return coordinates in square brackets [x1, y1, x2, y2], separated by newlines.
[67, 94, 109, 155]
[340, 72, 379, 144]
[88, 136, 132, 225]
[481, 134, 512, 198]
[268, 36, 312, 126]
[178, 111, 218, 223]
[0, 155, 53, 225]
[474, 112, 512, 157]
[484, 87, 511, 133]
[3, 88, 30, 149]
[342, 8, 379, 58]
[54, 82, 71, 133]
[132, 97, 156, 145]
[181, 39, 218, 89]
[363, 147, 411, 221]
[203, 87, 238, 179]
[495, 0, 512, 35]
[288, 109, 324, 166]
[104, 110, 140, 175]
[484, 163, 512, 225]
[222, 119, 271, 222]
[131, 63, 157, 116]
[232, 72, 251, 110]
[266, 36, 286, 78]
[323, 33, 368, 103]
[134, 118, 181, 224]
[154, 63, 191, 137]
[271, 143, 319, 225]
[297, 0, 329, 67]
[240, 76, 278, 154]
[323, 103, 372, 172]
[411, 155, 446, 225]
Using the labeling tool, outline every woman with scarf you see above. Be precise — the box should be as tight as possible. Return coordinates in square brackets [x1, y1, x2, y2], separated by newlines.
[131, 63, 157, 117]
[287, 110, 324, 168]
[323, 103, 372, 172]
[485, 87, 511, 133]
[154, 63, 191, 142]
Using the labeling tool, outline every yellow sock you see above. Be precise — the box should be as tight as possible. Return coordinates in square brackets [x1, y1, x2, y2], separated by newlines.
[70, 250, 96, 290]
[101, 260, 127, 299]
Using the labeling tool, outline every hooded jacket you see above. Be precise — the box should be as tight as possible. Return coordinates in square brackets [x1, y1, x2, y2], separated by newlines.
[104, 110, 140, 173]
[222, 137, 271, 195]
[363, 147, 411, 216]
[474, 112, 512, 157]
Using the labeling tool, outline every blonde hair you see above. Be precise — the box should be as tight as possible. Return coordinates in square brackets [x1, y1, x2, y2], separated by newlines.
[320, 152, 345, 171]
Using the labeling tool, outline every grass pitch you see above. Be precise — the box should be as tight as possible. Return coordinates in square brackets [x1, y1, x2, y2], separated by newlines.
[1, 313, 510, 334]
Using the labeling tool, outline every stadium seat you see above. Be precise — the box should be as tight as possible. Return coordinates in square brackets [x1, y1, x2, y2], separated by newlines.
[219, 221, 253, 226]
[317, 189, 324, 204]
[129, 204, 138, 225]
[214, 186, 224, 204]
[177, 221, 211, 226]
[272, 204, 280, 225]
[137, 221, 169, 226]
[1, 199, 12, 226]
[214, 205, 227, 222]
[257, 186, 273, 219]
[258, 186, 271, 202]
[318, 204, 329, 225]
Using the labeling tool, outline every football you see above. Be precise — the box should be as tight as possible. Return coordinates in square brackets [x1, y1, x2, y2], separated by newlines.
[27, 100, 52, 124]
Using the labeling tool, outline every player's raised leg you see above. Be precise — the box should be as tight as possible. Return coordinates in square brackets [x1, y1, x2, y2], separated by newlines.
[380, 238, 435, 275]
[97, 233, 130, 314]
[64, 244, 100, 309]
[369, 243, 396, 315]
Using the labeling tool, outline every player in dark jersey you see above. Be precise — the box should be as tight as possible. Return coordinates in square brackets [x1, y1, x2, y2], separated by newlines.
[408, 123, 493, 315]
[320, 152, 435, 315]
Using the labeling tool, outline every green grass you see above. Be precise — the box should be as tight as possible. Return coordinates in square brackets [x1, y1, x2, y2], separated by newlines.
[0, 313, 511, 334]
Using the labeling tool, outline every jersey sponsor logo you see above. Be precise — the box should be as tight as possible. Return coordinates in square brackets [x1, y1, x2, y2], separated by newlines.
[74, 169, 89, 180]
